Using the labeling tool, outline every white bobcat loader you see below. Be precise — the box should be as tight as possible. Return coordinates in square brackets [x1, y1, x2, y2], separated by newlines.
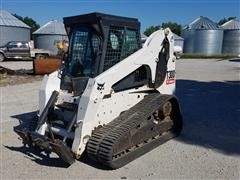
[14, 12, 182, 169]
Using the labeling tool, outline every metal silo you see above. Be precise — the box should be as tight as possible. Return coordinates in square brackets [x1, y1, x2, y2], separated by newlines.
[221, 19, 240, 55]
[182, 27, 195, 53]
[141, 33, 147, 44]
[182, 16, 223, 55]
[173, 33, 184, 49]
[33, 20, 68, 55]
[0, 10, 30, 46]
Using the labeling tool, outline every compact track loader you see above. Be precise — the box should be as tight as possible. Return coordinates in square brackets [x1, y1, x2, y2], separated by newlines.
[14, 12, 183, 169]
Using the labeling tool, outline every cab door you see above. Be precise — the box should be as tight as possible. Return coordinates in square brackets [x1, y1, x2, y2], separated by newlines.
[18, 42, 30, 58]
[6, 42, 19, 58]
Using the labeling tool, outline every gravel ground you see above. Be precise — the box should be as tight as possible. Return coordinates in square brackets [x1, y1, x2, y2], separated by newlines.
[0, 60, 33, 70]
[0, 58, 240, 179]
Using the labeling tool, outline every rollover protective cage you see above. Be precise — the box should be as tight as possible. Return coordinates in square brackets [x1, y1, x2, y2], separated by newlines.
[63, 12, 142, 76]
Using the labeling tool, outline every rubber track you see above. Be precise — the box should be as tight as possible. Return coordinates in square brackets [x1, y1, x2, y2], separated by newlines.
[87, 93, 182, 169]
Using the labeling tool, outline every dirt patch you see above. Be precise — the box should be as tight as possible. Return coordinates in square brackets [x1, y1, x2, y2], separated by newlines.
[0, 74, 43, 87]
[0, 66, 43, 87]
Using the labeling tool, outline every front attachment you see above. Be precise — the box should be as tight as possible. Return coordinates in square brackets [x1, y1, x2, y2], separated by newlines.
[14, 127, 75, 165]
[14, 90, 76, 166]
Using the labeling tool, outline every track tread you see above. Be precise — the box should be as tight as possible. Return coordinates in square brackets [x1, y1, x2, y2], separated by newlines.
[87, 93, 182, 169]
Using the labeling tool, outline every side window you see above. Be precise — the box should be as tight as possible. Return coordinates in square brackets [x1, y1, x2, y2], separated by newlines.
[121, 29, 139, 59]
[19, 43, 28, 49]
[8, 42, 18, 48]
[103, 27, 140, 71]
[103, 27, 124, 71]
[7, 42, 28, 49]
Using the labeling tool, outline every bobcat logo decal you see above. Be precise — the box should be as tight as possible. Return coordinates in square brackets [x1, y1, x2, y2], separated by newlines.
[97, 82, 105, 90]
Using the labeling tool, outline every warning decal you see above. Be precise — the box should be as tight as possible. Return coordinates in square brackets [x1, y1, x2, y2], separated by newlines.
[166, 70, 176, 84]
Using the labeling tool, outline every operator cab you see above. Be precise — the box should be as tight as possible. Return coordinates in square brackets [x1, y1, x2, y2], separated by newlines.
[61, 12, 141, 95]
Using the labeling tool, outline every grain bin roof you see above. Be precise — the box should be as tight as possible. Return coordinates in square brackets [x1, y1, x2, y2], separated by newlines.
[0, 10, 30, 28]
[33, 20, 66, 35]
[184, 16, 222, 30]
[221, 19, 240, 30]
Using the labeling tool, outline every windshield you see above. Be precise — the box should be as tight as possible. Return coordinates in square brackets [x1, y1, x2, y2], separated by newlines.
[64, 28, 101, 77]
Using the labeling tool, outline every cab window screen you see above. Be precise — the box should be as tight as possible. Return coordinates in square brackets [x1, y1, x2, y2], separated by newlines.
[66, 29, 100, 77]
[121, 29, 139, 59]
[103, 27, 140, 71]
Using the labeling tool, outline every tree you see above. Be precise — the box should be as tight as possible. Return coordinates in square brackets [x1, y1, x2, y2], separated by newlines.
[13, 14, 40, 39]
[144, 22, 182, 37]
[144, 25, 160, 36]
[161, 22, 182, 36]
[218, 17, 236, 25]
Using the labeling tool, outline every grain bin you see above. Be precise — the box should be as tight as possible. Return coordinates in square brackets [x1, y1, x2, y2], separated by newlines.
[221, 19, 240, 55]
[182, 16, 223, 55]
[0, 10, 30, 46]
[33, 20, 68, 55]
[181, 27, 196, 53]
[173, 33, 184, 50]
[141, 33, 147, 44]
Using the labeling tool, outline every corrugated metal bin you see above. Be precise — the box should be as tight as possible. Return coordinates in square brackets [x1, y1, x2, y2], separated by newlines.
[182, 16, 223, 55]
[222, 19, 240, 55]
[0, 10, 30, 46]
[33, 20, 68, 55]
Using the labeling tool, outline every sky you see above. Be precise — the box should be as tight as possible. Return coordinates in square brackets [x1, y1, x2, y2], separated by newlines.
[1, 0, 239, 32]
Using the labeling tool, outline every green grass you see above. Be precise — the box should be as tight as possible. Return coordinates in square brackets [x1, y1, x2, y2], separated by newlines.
[181, 53, 239, 59]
